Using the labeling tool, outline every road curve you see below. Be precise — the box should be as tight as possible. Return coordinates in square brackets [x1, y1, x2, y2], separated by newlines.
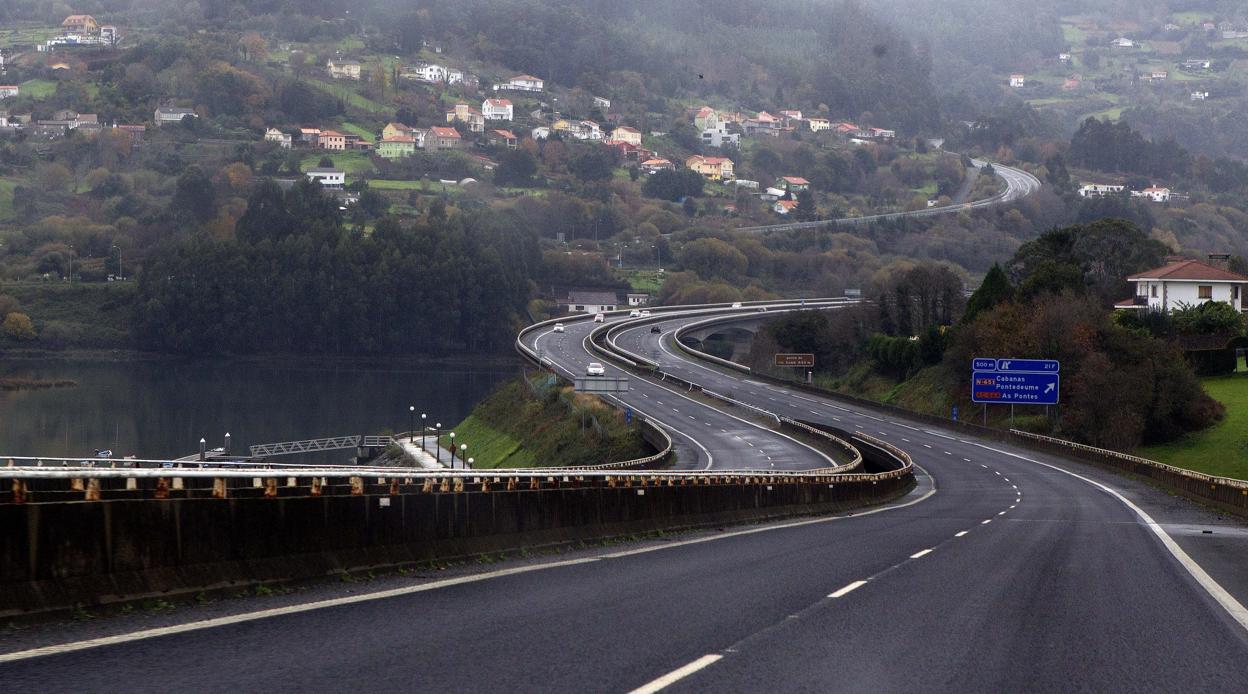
[3, 302, 1248, 693]
[737, 159, 1042, 233]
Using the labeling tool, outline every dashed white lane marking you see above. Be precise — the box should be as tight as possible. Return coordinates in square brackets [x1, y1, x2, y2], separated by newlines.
[629, 654, 724, 694]
[828, 580, 869, 598]
[910, 549, 933, 559]
[1004, 478, 1010, 482]
[963, 458, 971, 462]
[998, 511, 1007, 516]
[1010, 505, 1016, 509]
[901, 438, 910, 443]
[943, 451, 951, 455]
[922, 444, 933, 449]
[832, 417, 842, 422]
[981, 519, 993, 525]
[955, 531, 969, 538]
[980, 464, 988, 468]
[994, 471, 1001, 476]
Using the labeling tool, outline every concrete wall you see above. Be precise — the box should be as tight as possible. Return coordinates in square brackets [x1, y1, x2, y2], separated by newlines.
[0, 474, 913, 618]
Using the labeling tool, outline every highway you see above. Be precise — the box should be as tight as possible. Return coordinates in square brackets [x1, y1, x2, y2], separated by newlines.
[3, 303, 1248, 692]
[737, 159, 1042, 233]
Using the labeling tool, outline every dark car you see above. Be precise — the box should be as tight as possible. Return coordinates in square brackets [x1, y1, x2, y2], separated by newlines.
[650, 326, 662, 334]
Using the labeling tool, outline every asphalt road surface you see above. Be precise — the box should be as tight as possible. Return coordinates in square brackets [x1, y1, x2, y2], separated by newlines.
[2, 305, 1247, 693]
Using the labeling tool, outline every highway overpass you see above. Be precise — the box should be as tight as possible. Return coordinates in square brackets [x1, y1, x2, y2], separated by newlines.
[1, 300, 1247, 692]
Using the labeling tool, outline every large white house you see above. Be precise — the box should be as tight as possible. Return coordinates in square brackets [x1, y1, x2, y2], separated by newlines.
[1116, 258, 1248, 313]
[562, 291, 618, 315]
[482, 98, 514, 121]
[494, 74, 543, 92]
[305, 168, 345, 189]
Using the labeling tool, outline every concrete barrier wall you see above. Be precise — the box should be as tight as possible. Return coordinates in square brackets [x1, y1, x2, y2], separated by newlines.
[0, 474, 913, 618]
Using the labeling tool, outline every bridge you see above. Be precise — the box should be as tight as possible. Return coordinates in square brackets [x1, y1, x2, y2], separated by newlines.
[248, 435, 393, 458]
[2, 299, 1248, 692]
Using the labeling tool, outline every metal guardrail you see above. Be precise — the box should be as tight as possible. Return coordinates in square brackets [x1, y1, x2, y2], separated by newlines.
[1009, 430, 1248, 490]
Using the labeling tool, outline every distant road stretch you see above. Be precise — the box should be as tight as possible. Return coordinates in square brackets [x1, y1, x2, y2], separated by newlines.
[737, 159, 1042, 233]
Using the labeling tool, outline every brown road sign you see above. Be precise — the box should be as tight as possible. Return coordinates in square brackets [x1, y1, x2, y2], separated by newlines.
[775, 353, 815, 367]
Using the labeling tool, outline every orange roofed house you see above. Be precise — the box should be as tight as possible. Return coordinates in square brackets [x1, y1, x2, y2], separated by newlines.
[686, 155, 734, 181]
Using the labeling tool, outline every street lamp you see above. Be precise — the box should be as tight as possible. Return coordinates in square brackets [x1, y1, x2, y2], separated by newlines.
[449, 432, 456, 465]
[467, 457, 475, 468]
[435, 423, 442, 463]
[459, 443, 468, 468]
[409, 405, 415, 442]
[420, 413, 427, 449]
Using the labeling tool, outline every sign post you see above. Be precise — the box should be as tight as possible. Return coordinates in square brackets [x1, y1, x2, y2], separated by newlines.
[971, 357, 1061, 408]
[775, 353, 815, 368]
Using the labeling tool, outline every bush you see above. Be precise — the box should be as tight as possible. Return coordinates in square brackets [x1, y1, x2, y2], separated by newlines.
[2, 312, 37, 341]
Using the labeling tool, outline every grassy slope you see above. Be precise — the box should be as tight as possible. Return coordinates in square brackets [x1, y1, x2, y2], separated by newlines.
[0, 282, 136, 347]
[1139, 376, 1248, 480]
[0, 178, 17, 221]
[441, 377, 651, 469]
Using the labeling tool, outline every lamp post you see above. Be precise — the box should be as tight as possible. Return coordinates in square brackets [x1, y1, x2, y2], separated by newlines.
[408, 405, 415, 442]
[467, 457, 475, 468]
[459, 444, 468, 468]
[435, 423, 442, 464]
[420, 413, 427, 450]
[449, 432, 456, 466]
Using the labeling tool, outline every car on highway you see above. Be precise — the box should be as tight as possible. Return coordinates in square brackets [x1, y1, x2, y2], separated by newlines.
[640, 310, 651, 317]
[552, 323, 565, 333]
[593, 313, 605, 323]
[586, 362, 605, 376]
[650, 326, 662, 334]
[732, 302, 742, 308]
[629, 310, 642, 317]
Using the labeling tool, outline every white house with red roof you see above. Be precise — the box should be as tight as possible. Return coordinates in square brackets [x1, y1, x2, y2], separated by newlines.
[1116, 257, 1248, 312]
[1132, 186, 1171, 203]
[482, 98, 513, 121]
[495, 75, 543, 92]
[773, 200, 799, 215]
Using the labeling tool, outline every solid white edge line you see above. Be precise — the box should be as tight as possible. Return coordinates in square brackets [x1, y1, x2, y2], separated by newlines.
[969, 441, 1248, 633]
[628, 654, 724, 694]
[828, 580, 869, 598]
[910, 549, 933, 559]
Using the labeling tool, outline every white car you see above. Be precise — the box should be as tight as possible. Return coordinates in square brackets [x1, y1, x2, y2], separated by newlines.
[586, 362, 606, 376]
[639, 310, 651, 317]
[594, 313, 605, 323]
[629, 310, 642, 318]
[732, 302, 742, 308]
[552, 323, 565, 333]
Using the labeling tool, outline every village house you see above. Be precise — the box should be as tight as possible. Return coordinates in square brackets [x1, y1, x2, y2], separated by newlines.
[593, 95, 611, 111]
[626, 293, 650, 307]
[1143, 70, 1168, 82]
[1063, 76, 1082, 91]
[318, 130, 346, 150]
[495, 74, 543, 92]
[776, 176, 810, 192]
[531, 126, 551, 140]
[807, 117, 831, 132]
[553, 119, 601, 140]
[773, 200, 798, 215]
[446, 103, 485, 133]
[778, 110, 804, 127]
[867, 127, 896, 140]
[1112, 37, 1136, 48]
[299, 127, 321, 145]
[607, 125, 642, 146]
[1182, 59, 1212, 71]
[607, 140, 652, 163]
[427, 126, 462, 150]
[326, 59, 362, 80]
[1058, 52, 1072, 63]
[1132, 186, 1171, 203]
[482, 98, 514, 121]
[62, 14, 99, 35]
[305, 168, 345, 189]
[693, 107, 719, 132]
[701, 121, 739, 148]
[562, 291, 619, 315]
[403, 64, 464, 84]
[153, 107, 197, 126]
[0, 86, 19, 100]
[343, 133, 371, 151]
[377, 136, 417, 159]
[744, 111, 782, 136]
[264, 127, 292, 148]
[487, 129, 518, 149]
[1191, 91, 1210, 101]
[640, 158, 674, 174]
[1078, 183, 1126, 197]
[382, 122, 415, 141]
[686, 154, 735, 181]
[1009, 74, 1026, 88]
[1115, 257, 1248, 313]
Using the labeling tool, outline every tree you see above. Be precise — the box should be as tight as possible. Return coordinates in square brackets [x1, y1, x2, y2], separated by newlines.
[2, 313, 36, 341]
[794, 189, 817, 221]
[568, 146, 618, 182]
[963, 264, 1014, 323]
[171, 166, 216, 225]
[642, 169, 703, 201]
[679, 237, 748, 281]
[494, 149, 538, 187]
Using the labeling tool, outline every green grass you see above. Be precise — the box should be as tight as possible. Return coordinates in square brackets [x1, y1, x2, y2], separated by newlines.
[305, 78, 390, 114]
[618, 269, 664, 294]
[19, 79, 57, 99]
[0, 281, 135, 348]
[0, 178, 17, 221]
[0, 26, 59, 49]
[298, 150, 376, 177]
[437, 414, 536, 469]
[1139, 376, 1248, 480]
[339, 122, 375, 143]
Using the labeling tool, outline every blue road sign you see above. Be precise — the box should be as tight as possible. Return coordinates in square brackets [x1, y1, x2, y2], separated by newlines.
[972, 371, 1060, 405]
[625, 407, 633, 424]
[951, 405, 959, 421]
[995, 358, 1060, 373]
[972, 358, 997, 371]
